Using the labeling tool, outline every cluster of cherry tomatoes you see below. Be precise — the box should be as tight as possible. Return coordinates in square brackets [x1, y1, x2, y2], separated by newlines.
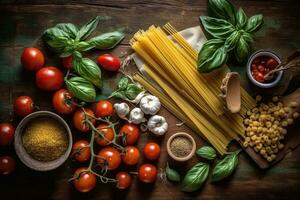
[251, 56, 279, 83]
[70, 100, 162, 192]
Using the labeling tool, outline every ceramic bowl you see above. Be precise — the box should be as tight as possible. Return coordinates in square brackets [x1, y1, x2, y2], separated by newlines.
[166, 132, 196, 162]
[14, 111, 72, 171]
[247, 49, 283, 88]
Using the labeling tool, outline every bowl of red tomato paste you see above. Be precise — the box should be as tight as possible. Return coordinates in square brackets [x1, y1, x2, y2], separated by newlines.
[247, 49, 283, 88]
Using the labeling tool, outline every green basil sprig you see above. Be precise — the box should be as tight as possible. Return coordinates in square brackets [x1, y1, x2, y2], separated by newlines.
[198, 0, 263, 73]
[166, 163, 181, 182]
[196, 146, 217, 160]
[65, 76, 96, 102]
[211, 149, 241, 182]
[109, 76, 143, 101]
[181, 162, 210, 192]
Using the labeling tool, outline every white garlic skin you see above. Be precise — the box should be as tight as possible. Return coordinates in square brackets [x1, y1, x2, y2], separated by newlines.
[129, 107, 146, 124]
[114, 103, 130, 119]
[140, 95, 161, 115]
[147, 115, 168, 136]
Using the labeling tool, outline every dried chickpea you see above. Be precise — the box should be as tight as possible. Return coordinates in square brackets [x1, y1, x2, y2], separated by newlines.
[278, 143, 284, 149]
[260, 149, 266, 155]
[293, 112, 299, 119]
[281, 120, 288, 127]
[251, 135, 257, 141]
[256, 143, 263, 150]
[243, 141, 249, 148]
[284, 107, 290, 113]
[246, 110, 252, 116]
[244, 118, 250, 125]
[267, 157, 273, 162]
[272, 96, 279, 102]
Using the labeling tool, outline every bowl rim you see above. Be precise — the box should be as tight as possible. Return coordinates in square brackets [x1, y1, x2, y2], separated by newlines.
[14, 111, 73, 171]
[247, 49, 283, 88]
[166, 132, 196, 162]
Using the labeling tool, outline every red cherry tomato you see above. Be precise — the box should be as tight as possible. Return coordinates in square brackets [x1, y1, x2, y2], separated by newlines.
[36, 66, 64, 91]
[72, 140, 91, 162]
[73, 167, 96, 193]
[95, 123, 114, 146]
[97, 54, 121, 72]
[257, 64, 265, 73]
[143, 142, 160, 161]
[255, 72, 265, 82]
[97, 147, 121, 170]
[21, 47, 45, 71]
[116, 172, 132, 189]
[0, 156, 16, 175]
[73, 108, 96, 132]
[138, 164, 157, 183]
[95, 100, 113, 118]
[14, 96, 34, 117]
[122, 146, 140, 166]
[62, 56, 73, 69]
[266, 58, 279, 69]
[52, 89, 76, 114]
[120, 123, 140, 145]
[0, 123, 15, 146]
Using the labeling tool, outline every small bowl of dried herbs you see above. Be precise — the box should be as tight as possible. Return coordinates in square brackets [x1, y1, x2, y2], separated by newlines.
[14, 111, 72, 171]
[166, 132, 196, 162]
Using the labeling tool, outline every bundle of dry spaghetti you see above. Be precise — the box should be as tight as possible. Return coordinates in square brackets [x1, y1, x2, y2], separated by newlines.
[131, 24, 256, 154]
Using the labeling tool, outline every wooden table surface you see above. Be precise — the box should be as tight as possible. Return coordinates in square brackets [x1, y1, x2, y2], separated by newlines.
[0, 0, 300, 200]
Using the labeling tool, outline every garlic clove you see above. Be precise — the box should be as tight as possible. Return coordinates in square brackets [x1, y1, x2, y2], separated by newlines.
[114, 102, 130, 119]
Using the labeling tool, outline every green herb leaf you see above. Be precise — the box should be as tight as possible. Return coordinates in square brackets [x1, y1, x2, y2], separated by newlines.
[224, 30, 240, 51]
[117, 76, 129, 90]
[234, 36, 250, 63]
[76, 16, 101, 41]
[109, 91, 127, 99]
[55, 23, 78, 39]
[181, 163, 209, 192]
[196, 146, 217, 160]
[200, 16, 235, 39]
[65, 76, 96, 102]
[245, 14, 263, 33]
[166, 163, 181, 182]
[88, 31, 125, 50]
[125, 83, 143, 100]
[75, 41, 94, 52]
[211, 149, 241, 182]
[73, 53, 102, 88]
[236, 8, 247, 29]
[208, 0, 237, 25]
[198, 39, 228, 73]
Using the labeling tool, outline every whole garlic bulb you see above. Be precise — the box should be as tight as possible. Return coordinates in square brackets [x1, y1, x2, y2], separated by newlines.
[114, 103, 130, 119]
[147, 115, 168, 136]
[140, 95, 161, 115]
[129, 107, 146, 124]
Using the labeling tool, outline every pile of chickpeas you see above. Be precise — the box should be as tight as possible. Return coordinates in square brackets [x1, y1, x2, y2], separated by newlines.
[243, 96, 299, 162]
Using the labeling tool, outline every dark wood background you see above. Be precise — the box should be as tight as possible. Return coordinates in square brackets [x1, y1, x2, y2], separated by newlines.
[0, 0, 300, 200]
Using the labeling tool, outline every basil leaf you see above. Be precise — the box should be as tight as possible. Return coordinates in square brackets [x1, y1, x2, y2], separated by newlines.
[76, 16, 101, 41]
[198, 39, 224, 64]
[236, 8, 247, 29]
[109, 91, 127, 99]
[75, 41, 94, 52]
[181, 163, 209, 192]
[65, 76, 96, 102]
[88, 31, 125, 50]
[245, 14, 263, 33]
[208, 0, 237, 25]
[234, 36, 250, 63]
[196, 146, 217, 160]
[240, 31, 253, 43]
[212, 150, 241, 182]
[166, 163, 181, 182]
[125, 83, 143, 100]
[117, 76, 129, 90]
[55, 23, 78, 39]
[43, 27, 73, 54]
[73, 56, 102, 88]
[224, 30, 240, 51]
[200, 16, 235, 39]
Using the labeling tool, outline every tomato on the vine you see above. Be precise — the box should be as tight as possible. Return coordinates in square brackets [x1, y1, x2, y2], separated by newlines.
[122, 146, 140, 166]
[72, 140, 91, 162]
[62, 56, 73, 69]
[0, 123, 15, 146]
[116, 172, 132, 189]
[73, 108, 96, 132]
[143, 142, 160, 161]
[52, 89, 76, 114]
[97, 54, 121, 72]
[14, 96, 34, 117]
[95, 100, 113, 118]
[73, 167, 96, 193]
[120, 123, 140, 145]
[36, 66, 64, 91]
[95, 124, 114, 146]
[21, 47, 45, 71]
[138, 164, 157, 183]
[0, 156, 16, 175]
[97, 147, 121, 170]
